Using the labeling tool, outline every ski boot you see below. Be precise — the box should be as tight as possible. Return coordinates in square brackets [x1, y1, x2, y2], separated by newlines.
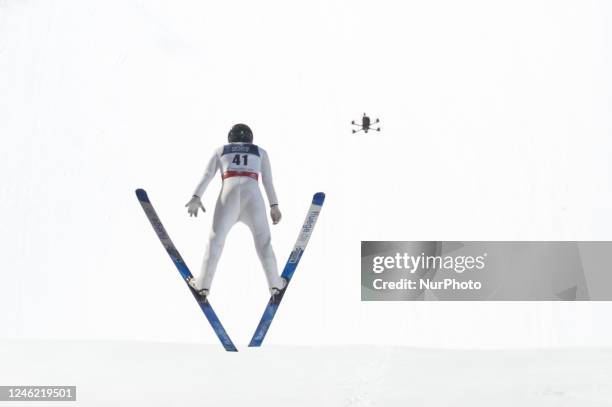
[187, 277, 209, 300]
[269, 278, 287, 301]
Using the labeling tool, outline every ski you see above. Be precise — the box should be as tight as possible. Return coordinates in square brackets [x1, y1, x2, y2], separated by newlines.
[135, 188, 238, 352]
[249, 192, 325, 347]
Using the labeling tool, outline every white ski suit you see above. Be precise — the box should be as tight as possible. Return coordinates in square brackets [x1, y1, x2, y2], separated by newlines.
[191, 142, 283, 291]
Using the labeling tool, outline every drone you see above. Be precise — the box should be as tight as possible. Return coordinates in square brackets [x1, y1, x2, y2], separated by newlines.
[351, 113, 380, 134]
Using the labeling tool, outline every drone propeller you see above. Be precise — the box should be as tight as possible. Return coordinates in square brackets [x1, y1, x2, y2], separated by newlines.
[352, 129, 356, 133]
[375, 118, 380, 123]
[376, 127, 381, 131]
[351, 120, 355, 125]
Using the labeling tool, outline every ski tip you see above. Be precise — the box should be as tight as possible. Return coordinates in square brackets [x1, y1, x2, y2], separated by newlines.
[312, 192, 325, 206]
[135, 188, 150, 202]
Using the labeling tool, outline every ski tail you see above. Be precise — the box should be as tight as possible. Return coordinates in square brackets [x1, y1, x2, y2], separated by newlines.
[135, 188, 238, 352]
[248, 192, 325, 347]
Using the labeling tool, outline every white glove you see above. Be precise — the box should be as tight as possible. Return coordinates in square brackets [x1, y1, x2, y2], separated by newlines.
[270, 204, 282, 225]
[185, 195, 205, 217]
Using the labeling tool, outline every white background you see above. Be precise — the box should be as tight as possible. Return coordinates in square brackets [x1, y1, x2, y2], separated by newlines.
[1, 0, 611, 348]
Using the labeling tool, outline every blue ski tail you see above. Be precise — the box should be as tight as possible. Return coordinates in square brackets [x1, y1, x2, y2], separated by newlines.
[249, 192, 325, 347]
[135, 188, 238, 352]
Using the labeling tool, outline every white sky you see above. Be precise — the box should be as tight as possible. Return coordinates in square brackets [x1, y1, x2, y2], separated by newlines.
[0, 0, 611, 348]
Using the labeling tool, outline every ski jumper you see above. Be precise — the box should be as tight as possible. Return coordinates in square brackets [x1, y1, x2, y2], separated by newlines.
[192, 142, 283, 291]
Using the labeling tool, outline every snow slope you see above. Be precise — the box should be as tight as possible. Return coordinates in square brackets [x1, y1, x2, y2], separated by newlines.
[1, 340, 611, 406]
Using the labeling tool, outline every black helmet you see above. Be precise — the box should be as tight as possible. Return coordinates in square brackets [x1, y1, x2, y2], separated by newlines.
[228, 123, 253, 143]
